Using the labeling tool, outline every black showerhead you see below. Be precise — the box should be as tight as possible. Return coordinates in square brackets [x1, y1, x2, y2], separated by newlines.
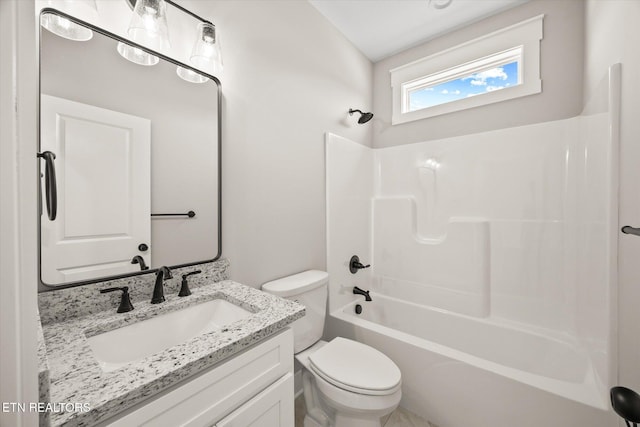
[349, 108, 374, 124]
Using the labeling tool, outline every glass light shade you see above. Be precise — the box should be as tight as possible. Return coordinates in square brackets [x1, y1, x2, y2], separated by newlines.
[126, 0, 171, 51]
[41, 11, 94, 41]
[176, 66, 209, 84]
[117, 42, 159, 66]
[189, 22, 223, 75]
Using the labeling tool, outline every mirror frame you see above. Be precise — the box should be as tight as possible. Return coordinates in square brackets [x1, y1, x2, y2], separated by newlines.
[38, 9, 222, 291]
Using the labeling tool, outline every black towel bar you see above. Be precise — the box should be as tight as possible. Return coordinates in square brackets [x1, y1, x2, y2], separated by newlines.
[151, 211, 196, 218]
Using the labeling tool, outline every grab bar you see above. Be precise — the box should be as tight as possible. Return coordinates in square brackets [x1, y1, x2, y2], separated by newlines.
[151, 210, 196, 218]
[622, 226, 640, 237]
[37, 151, 57, 221]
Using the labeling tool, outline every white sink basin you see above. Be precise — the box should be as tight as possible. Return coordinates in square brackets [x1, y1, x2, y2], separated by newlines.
[87, 299, 252, 372]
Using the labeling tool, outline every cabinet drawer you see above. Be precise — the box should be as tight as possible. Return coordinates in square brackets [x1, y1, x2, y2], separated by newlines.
[105, 328, 293, 427]
[216, 373, 293, 427]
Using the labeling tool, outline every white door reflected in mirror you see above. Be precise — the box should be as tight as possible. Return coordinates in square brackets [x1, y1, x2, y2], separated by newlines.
[40, 95, 151, 284]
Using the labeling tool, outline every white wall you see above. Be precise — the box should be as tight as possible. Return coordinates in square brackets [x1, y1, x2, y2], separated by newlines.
[372, 0, 584, 148]
[0, 1, 39, 425]
[181, 0, 373, 287]
[584, 0, 640, 402]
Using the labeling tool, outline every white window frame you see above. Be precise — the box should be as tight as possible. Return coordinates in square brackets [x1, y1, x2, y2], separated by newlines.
[391, 15, 544, 124]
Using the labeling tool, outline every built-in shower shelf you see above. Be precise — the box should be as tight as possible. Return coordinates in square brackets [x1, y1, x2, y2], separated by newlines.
[373, 197, 490, 317]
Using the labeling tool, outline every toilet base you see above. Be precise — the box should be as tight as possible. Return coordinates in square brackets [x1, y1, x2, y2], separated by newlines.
[334, 413, 385, 427]
[304, 414, 326, 427]
[301, 369, 399, 427]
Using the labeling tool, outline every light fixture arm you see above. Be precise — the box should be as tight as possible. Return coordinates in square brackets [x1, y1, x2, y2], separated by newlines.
[165, 0, 213, 25]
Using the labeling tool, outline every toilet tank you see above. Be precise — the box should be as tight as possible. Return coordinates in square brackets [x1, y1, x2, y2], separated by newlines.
[262, 270, 328, 353]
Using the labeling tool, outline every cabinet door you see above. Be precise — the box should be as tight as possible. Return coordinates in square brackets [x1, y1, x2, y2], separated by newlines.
[216, 373, 293, 427]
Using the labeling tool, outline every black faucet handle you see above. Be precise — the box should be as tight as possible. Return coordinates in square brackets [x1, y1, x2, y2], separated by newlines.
[179, 270, 202, 297]
[182, 270, 202, 279]
[99, 286, 134, 313]
[349, 255, 371, 274]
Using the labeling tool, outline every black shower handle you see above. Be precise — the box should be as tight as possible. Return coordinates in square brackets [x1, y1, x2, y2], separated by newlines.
[38, 151, 57, 221]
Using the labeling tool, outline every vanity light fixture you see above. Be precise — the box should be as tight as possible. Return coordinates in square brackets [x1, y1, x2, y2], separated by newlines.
[176, 66, 209, 84]
[40, 0, 98, 41]
[118, 0, 170, 65]
[177, 22, 221, 83]
[188, 22, 223, 74]
[121, 0, 222, 83]
[126, 0, 171, 50]
[117, 42, 160, 66]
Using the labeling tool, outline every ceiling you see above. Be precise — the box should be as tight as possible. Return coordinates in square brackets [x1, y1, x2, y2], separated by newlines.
[308, 0, 529, 62]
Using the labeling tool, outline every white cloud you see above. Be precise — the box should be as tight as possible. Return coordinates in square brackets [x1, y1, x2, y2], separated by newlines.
[464, 66, 508, 87]
[441, 89, 449, 94]
[453, 90, 461, 95]
[485, 85, 504, 92]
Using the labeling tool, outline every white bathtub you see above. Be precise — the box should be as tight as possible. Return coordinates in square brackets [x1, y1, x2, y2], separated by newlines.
[327, 294, 615, 427]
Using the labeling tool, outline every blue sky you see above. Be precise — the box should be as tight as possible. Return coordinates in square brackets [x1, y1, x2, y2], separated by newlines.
[409, 61, 519, 111]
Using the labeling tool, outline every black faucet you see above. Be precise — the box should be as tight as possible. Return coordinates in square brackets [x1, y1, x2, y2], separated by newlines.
[179, 270, 202, 297]
[151, 266, 172, 304]
[100, 287, 134, 313]
[131, 255, 149, 271]
[353, 286, 372, 302]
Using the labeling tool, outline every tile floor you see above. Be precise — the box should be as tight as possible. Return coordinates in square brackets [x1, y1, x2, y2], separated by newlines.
[294, 394, 431, 427]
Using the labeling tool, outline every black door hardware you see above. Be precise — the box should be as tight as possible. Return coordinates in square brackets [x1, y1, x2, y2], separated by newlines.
[99, 286, 134, 313]
[138, 243, 149, 252]
[131, 255, 149, 271]
[349, 255, 370, 274]
[37, 151, 57, 221]
[622, 226, 640, 237]
[179, 270, 202, 297]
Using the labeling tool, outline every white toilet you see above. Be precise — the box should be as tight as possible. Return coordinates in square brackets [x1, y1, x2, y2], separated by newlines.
[262, 270, 401, 427]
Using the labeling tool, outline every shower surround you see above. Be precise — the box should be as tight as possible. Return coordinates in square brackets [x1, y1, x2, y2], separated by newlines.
[325, 67, 619, 427]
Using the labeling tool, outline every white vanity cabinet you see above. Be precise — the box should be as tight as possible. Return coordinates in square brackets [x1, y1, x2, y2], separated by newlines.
[215, 373, 293, 427]
[103, 328, 294, 427]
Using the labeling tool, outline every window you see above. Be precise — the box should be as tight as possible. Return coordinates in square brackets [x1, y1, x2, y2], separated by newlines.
[391, 15, 543, 124]
[405, 47, 521, 112]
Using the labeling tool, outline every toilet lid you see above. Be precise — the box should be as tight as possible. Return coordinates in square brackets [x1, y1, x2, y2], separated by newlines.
[308, 337, 401, 396]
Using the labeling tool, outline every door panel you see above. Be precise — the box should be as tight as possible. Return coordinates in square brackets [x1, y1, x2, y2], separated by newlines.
[215, 374, 294, 427]
[40, 94, 151, 284]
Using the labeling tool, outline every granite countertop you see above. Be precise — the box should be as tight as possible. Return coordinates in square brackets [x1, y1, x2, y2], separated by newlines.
[40, 280, 304, 426]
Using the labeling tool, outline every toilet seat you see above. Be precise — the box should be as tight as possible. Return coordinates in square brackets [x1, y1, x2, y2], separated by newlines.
[308, 337, 401, 396]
